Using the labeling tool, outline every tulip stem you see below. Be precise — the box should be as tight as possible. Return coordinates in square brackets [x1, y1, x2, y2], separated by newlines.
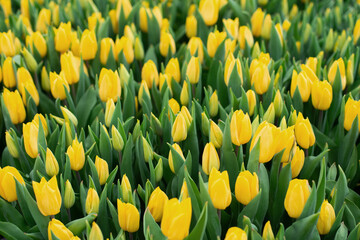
[71, 84, 76, 102]
[129, 233, 133, 240]
[76, 171, 81, 183]
[192, 84, 196, 99]
[318, 110, 323, 130]
[34, 71, 40, 91]
[119, 151, 122, 166]
[67, 208, 71, 221]
[217, 209, 221, 224]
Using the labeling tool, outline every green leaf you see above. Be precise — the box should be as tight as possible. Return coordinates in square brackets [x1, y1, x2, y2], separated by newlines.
[247, 138, 260, 174]
[99, 124, 113, 168]
[269, 23, 283, 60]
[237, 190, 262, 225]
[284, 213, 320, 240]
[348, 223, 360, 240]
[66, 213, 97, 236]
[316, 158, 326, 211]
[186, 203, 208, 240]
[76, 87, 97, 131]
[334, 223, 348, 240]
[0, 221, 32, 240]
[143, 209, 167, 240]
[299, 182, 317, 219]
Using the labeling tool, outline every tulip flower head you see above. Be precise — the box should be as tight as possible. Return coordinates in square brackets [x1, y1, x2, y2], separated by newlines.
[0, 166, 25, 202]
[33, 176, 62, 216]
[284, 179, 311, 218]
[208, 168, 232, 210]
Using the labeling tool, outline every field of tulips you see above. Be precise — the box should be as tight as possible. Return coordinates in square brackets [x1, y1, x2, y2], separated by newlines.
[1, 0, 360, 239]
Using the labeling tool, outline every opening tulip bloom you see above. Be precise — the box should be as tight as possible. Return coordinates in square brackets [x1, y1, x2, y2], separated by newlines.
[208, 168, 232, 210]
[66, 138, 85, 171]
[2, 88, 26, 124]
[0, 166, 25, 202]
[17, 67, 39, 106]
[283, 146, 305, 178]
[284, 179, 310, 218]
[207, 30, 227, 58]
[235, 170, 259, 205]
[117, 199, 140, 233]
[160, 31, 176, 57]
[290, 70, 312, 102]
[188, 37, 204, 63]
[224, 53, 243, 86]
[161, 198, 192, 240]
[26, 31, 47, 58]
[33, 176, 62, 216]
[80, 29, 98, 60]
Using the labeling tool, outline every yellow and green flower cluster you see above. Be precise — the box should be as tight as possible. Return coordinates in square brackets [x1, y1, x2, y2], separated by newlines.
[0, 0, 360, 239]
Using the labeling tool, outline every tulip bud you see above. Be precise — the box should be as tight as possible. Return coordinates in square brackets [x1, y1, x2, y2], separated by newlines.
[142, 136, 153, 162]
[60, 51, 81, 85]
[223, 18, 239, 39]
[235, 170, 259, 205]
[324, 28, 335, 52]
[230, 110, 252, 146]
[311, 80, 332, 110]
[19, 49, 34, 75]
[104, 99, 116, 127]
[5, 131, 19, 158]
[284, 146, 304, 178]
[208, 91, 219, 117]
[41, 66, 50, 91]
[251, 8, 265, 37]
[188, 37, 204, 63]
[250, 122, 279, 163]
[168, 143, 185, 173]
[121, 174, 132, 202]
[61, 106, 78, 127]
[95, 156, 109, 185]
[185, 15, 197, 38]
[172, 113, 188, 142]
[261, 14, 272, 39]
[354, 19, 360, 44]
[80, 29, 98, 60]
[48, 219, 74, 240]
[180, 106, 193, 127]
[23, 121, 39, 158]
[201, 112, 210, 137]
[282, 19, 291, 32]
[2, 88, 26, 125]
[99, 38, 115, 65]
[155, 158, 163, 182]
[66, 138, 85, 171]
[134, 37, 144, 60]
[138, 81, 150, 106]
[294, 112, 315, 149]
[33, 176, 62, 216]
[98, 68, 121, 102]
[238, 26, 254, 50]
[344, 98, 360, 132]
[161, 198, 192, 239]
[202, 142, 220, 175]
[160, 31, 176, 57]
[165, 58, 181, 83]
[0, 31, 15, 57]
[0, 0, 12, 17]
[284, 179, 310, 218]
[111, 125, 124, 151]
[2, 57, 16, 88]
[45, 148, 59, 177]
[251, 62, 271, 95]
[186, 56, 201, 84]
[207, 30, 226, 58]
[317, 200, 336, 235]
[16, 67, 39, 107]
[109, 10, 118, 34]
[116, 0, 132, 20]
[208, 168, 232, 210]
[117, 199, 140, 232]
[54, 22, 71, 53]
[273, 90, 283, 117]
[123, 25, 135, 44]
[180, 180, 189, 200]
[64, 180, 75, 209]
[209, 120, 223, 148]
[119, 64, 130, 87]
[142, 60, 159, 89]
[88, 12, 104, 31]
[280, 117, 287, 130]
[115, 36, 134, 64]
[180, 81, 189, 106]
[262, 221, 275, 240]
[50, 71, 70, 100]
[347, 54, 354, 86]
[85, 188, 99, 214]
[89, 222, 103, 240]
[224, 227, 247, 240]
[328, 58, 346, 90]
[199, 0, 219, 26]
[0, 166, 25, 202]
[290, 70, 311, 102]
[148, 187, 169, 222]
[246, 90, 256, 116]
[263, 103, 276, 124]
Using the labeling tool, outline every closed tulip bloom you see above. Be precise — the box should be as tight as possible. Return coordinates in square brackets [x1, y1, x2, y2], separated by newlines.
[70, 32, 80, 56]
[284, 179, 311, 218]
[160, 31, 176, 57]
[246, 90, 256, 116]
[80, 29, 98, 60]
[33, 176, 62, 216]
[138, 81, 150, 105]
[262, 221, 274, 240]
[294, 112, 315, 149]
[261, 14, 272, 39]
[45, 148, 59, 177]
[306, 57, 318, 74]
[317, 200, 335, 235]
[115, 36, 134, 64]
[121, 174, 132, 202]
[148, 187, 169, 222]
[168, 143, 185, 173]
[180, 81, 189, 106]
[142, 60, 159, 88]
[89, 222, 103, 240]
[180, 180, 189, 200]
[223, 18, 239, 39]
[210, 120, 223, 148]
[117, 199, 140, 232]
[3, 89, 26, 124]
[251, 62, 271, 95]
[169, 98, 180, 115]
[165, 58, 181, 83]
[88, 12, 104, 31]
[50, 71, 70, 100]
[100, 38, 115, 65]
[231, 110, 252, 146]
[109, 10, 118, 33]
[161, 198, 192, 239]
[344, 98, 360, 131]
[180, 106, 193, 127]
[95, 156, 109, 185]
[186, 56, 201, 84]
[328, 58, 346, 90]
[225, 227, 247, 240]
[23, 121, 39, 158]
[134, 37, 144, 60]
[2, 57, 16, 88]
[209, 91, 218, 117]
[264, 105, 275, 124]
[0, 0, 12, 17]
[354, 19, 360, 44]
[98, 68, 121, 102]
[86, 188, 100, 214]
[0, 166, 25, 202]
[142, 136, 153, 162]
[208, 168, 232, 210]
[0, 31, 15, 57]
[250, 122, 278, 163]
[284, 146, 304, 178]
[17, 67, 39, 106]
[36, 9, 51, 33]
[185, 15, 197, 38]
[105, 99, 115, 127]
[5, 131, 19, 158]
[64, 180, 75, 209]
[199, 0, 219, 26]
[276, 127, 295, 163]
[26, 32, 47, 58]
[202, 142, 220, 175]
[207, 30, 227, 57]
[172, 113, 188, 142]
[290, 70, 311, 102]
[188, 37, 204, 63]
[139, 6, 162, 33]
[124, 25, 135, 44]
[300, 64, 318, 83]
[66, 138, 85, 171]
[311, 80, 332, 110]
[60, 51, 80, 85]
[48, 219, 74, 240]
[116, 0, 132, 20]
[251, 8, 265, 37]
[54, 22, 71, 53]
[224, 53, 243, 86]
[238, 26, 254, 50]
[32, 113, 48, 137]
[235, 171, 259, 205]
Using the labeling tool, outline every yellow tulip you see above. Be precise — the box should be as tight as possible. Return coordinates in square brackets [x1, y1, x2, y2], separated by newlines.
[0, 0, 12, 17]
[80, 29, 98, 60]
[180, 106, 193, 128]
[210, 120, 223, 148]
[294, 112, 315, 149]
[208, 168, 232, 210]
[186, 56, 201, 84]
[224, 53, 243, 86]
[328, 58, 346, 90]
[344, 98, 360, 131]
[235, 170, 259, 205]
[138, 81, 150, 105]
[23, 121, 39, 158]
[251, 61, 271, 95]
[284, 146, 304, 178]
[2, 88, 26, 124]
[36, 8, 51, 33]
[109, 9, 118, 34]
[160, 31, 176, 57]
[116, 0, 132, 20]
[223, 18, 239, 39]
[261, 14, 272, 39]
[199, 0, 219, 26]
[105, 99, 115, 127]
[262, 221, 274, 240]
[148, 187, 169, 222]
[317, 200, 335, 235]
[54, 22, 72, 53]
[100, 38, 115, 65]
[27, 32, 47, 58]
[45, 148, 59, 177]
[230, 110, 252, 146]
[0, 166, 25, 202]
[283, 19, 291, 32]
[353, 19, 360, 44]
[300, 64, 318, 83]
[209, 91, 218, 117]
[306, 57, 318, 74]
[202, 142, 220, 175]
[17, 67, 39, 106]
[224, 227, 247, 240]
[238, 26, 254, 50]
[5, 131, 19, 158]
[50, 71, 70, 100]
[98, 68, 121, 102]
[89, 222, 103, 240]
[33, 176, 62, 216]
[64, 180, 75, 209]
[2, 57, 16, 88]
[161, 198, 192, 239]
[180, 180, 189, 200]
[180, 81, 189, 106]
[172, 113, 188, 142]
[95, 156, 109, 185]
[185, 15, 197, 38]
[66, 138, 85, 171]
[88, 12, 103, 31]
[121, 174, 132, 202]
[284, 179, 310, 218]
[168, 143, 185, 173]
[134, 37, 144, 60]
[142, 60, 159, 89]
[139, 6, 162, 33]
[70, 32, 80, 57]
[0, 31, 15, 57]
[311, 80, 332, 110]
[246, 90, 256, 116]
[188, 37, 204, 63]
[165, 58, 181, 83]
[48, 219, 74, 240]
[274, 90, 283, 117]
[169, 98, 180, 115]
[124, 25, 135, 44]
[115, 36, 134, 64]
[276, 127, 295, 163]
[117, 199, 140, 232]
[207, 30, 227, 58]
[85, 188, 100, 214]
[60, 51, 80, 85]
[290, 70, 311, 102]
[251, 8, 265, 37]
